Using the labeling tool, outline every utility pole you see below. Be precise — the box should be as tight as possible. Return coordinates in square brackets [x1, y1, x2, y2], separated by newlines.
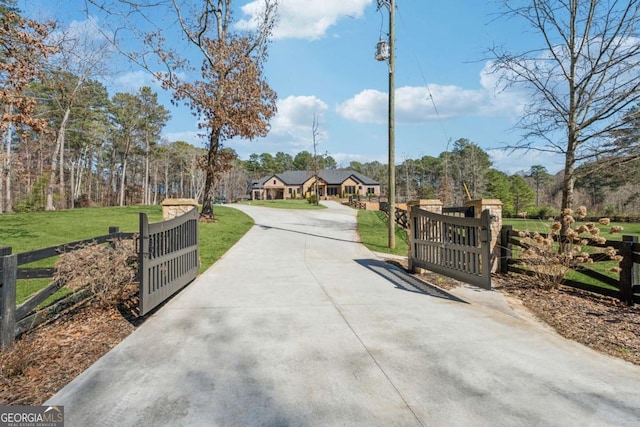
[376, 0, 396, 249]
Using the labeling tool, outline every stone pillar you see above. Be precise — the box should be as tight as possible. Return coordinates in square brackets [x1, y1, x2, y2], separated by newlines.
[465, 199, 503, 273]
[407, 199, 443, 214]
[162, 198, 199, 221]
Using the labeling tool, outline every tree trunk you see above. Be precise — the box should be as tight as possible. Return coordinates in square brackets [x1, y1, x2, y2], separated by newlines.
[143, 137, 149, 205]
[46, 108, 71, 211]
[70, 160, 75, 209]
[3, 125, 13, 213]
[200, 133, 220, 219]
[0, 129, 5, 214]
[152, 162, 159, 205]
[560, 132, 577, 253]
[119, 155, 128, 207]
[164, 154, 169, 198]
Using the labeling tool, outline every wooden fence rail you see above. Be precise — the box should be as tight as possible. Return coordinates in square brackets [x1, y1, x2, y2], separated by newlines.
[0, 228, 134, 348]
[379, 202, 408, 228]
[499, 226, 640, 305]
[349, 199, 367, 210]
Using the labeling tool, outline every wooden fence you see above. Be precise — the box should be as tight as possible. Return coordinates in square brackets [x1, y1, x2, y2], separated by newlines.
[0, 228, 135, 348]
[500, 226, 640, 305]
[379, 202, 409, 228]
[349, 198, 367, 210]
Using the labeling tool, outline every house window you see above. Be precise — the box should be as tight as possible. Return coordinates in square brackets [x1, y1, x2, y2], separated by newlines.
[367, 187, 375, 194]
[288, 188, 292, 194]
[345, 186, 356, 195]
[327, 187, 338, 196]
[273, 180, 276, 185]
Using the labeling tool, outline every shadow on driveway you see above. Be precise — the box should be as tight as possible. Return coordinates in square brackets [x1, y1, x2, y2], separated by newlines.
[256, 223, 361, 244]
[355, 258, 466, 304]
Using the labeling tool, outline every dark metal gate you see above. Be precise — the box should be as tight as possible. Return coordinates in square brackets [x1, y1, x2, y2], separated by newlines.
[138, 208, 199, 315]
[409, 206, 492, 289]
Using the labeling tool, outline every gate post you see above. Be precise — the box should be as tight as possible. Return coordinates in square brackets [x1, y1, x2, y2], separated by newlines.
[1, 252, 17, 348]
[465, 199, 503, 272]
[619, 235, 638, 306]
[162, 198, 199, 221]
[500, 225, 513, 274]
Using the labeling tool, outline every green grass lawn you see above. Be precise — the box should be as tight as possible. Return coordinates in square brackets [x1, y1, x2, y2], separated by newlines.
[239, 199, 326, 209]
[356, 210, 408, 257]
[0, 205, 253, 304]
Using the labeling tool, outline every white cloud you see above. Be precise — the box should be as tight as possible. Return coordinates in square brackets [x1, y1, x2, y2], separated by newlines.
[335, 89, 388, 123]
[488, 149, 564, 175]
[228, 95, 330, 155]
[272, 95, 328, 131]
[163, 130, 204, 145]
[331, 152, 386, 167]
[112, 71, 164, 93]
[336, 61, 528, 124]
[237, 0, 373, 40]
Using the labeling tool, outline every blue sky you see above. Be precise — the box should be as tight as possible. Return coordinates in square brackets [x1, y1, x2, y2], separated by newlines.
[21, 0, 566, 174]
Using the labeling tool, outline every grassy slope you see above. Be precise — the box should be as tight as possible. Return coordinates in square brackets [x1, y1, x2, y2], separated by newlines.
[356, 210, 408, 257]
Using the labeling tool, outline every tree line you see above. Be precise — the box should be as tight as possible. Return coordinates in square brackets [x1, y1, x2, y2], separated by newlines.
[2, 0, 640, 225]
[240, 137, 640, 217]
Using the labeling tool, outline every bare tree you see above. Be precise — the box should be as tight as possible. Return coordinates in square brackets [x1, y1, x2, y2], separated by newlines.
[311, 113, 322, 205]
[43, 21, 113, 210]
[85, 0, 279, 219]
[0, 11, 56, 213]
[491, 0, 640, 239]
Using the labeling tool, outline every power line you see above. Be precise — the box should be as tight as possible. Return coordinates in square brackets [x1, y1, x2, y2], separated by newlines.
[396, 5, 451, 148]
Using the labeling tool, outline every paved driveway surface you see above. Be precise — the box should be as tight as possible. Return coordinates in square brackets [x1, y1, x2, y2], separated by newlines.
[48, 201, 640, 426]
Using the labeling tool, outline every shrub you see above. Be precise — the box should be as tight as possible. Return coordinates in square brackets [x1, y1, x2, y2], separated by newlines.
[602, 205, 616, 216]
[307, 194, 318, 205]
[515, 206, 622, 290]
[524, 205, 559, 219]
[54, 239, 138, 308]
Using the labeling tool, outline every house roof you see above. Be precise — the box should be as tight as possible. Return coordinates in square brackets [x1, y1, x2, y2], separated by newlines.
[254, 170, 379, 188]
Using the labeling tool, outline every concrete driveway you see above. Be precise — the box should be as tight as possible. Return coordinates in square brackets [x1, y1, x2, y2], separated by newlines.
[47, 201, 640, 426]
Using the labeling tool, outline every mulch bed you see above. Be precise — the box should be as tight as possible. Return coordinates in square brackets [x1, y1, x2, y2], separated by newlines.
[0, 287, 141, 405]
[493, 274, 640, 365]
[1, 267, 639, 406]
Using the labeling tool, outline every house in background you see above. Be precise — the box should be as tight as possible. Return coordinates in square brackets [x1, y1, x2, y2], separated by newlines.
[249, 170, 380, 200]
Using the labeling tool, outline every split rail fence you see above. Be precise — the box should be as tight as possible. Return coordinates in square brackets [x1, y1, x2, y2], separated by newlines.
[500, 226, 640, 305]
[0, 228, 134, 348]
[1, 208, 200, 348]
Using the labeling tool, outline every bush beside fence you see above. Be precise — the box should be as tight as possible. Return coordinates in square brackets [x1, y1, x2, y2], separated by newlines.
[500, 226, 640, 305]
[0, 228, 135, 348]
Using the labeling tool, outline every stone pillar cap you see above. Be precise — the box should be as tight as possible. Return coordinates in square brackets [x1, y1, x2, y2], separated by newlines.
[161, 198, 199, 206]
